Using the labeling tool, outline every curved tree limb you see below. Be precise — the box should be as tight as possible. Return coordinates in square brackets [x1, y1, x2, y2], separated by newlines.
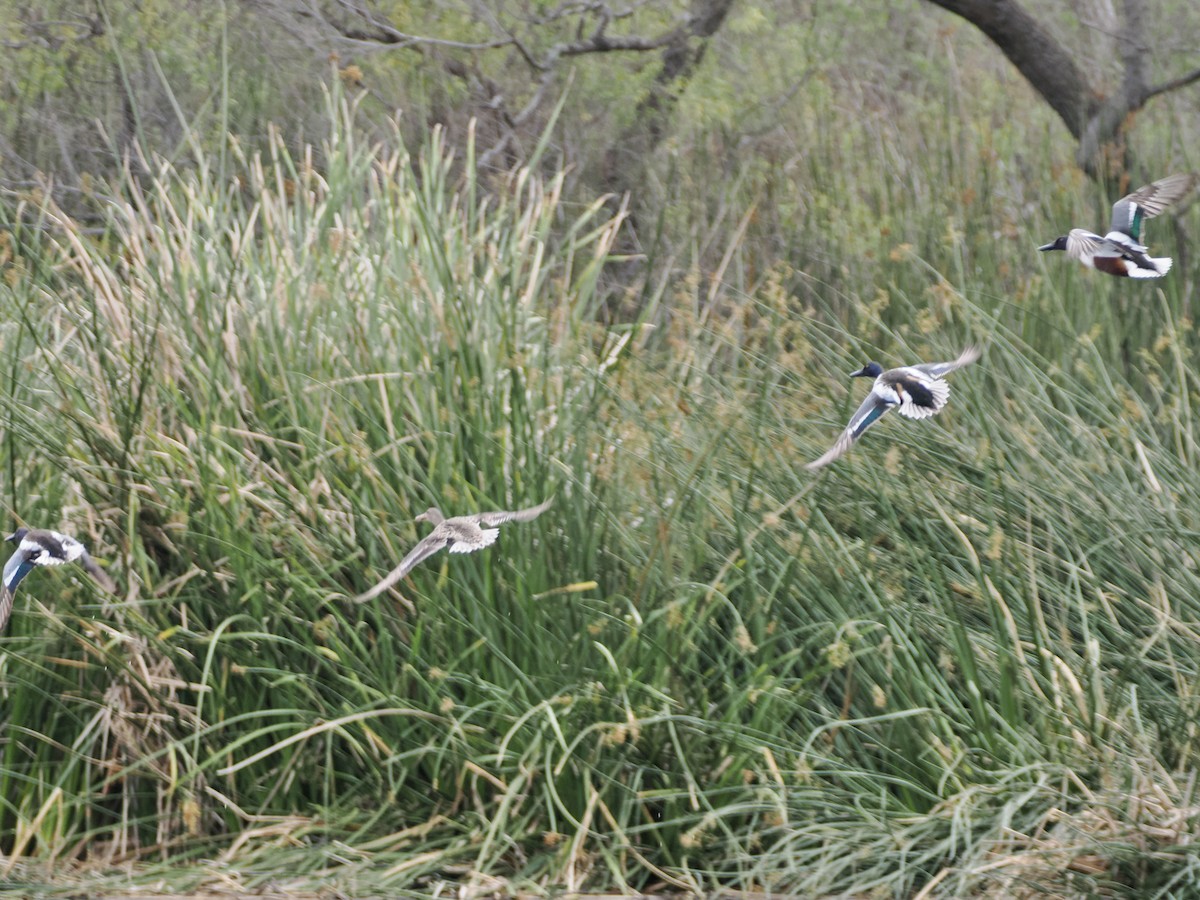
[925, 0, 1200, 179]
[1145, 66, 1200, 102]
[924, 0, 1098, 139]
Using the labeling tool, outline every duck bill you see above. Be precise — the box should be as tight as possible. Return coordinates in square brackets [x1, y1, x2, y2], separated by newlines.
[849, 366, 871, 378]
[1038, 237, 1067, 252]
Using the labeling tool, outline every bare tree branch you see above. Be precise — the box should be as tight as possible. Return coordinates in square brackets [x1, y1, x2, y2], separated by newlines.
[1145, 66, 1200, 102]
[315, 9, 514, 52]
[477, 78, 548, 170]
[257, 0, 734, 198]
[302, 0, 692, 69]
[2, 14, 103, 50]
[549, 25, 686, 61]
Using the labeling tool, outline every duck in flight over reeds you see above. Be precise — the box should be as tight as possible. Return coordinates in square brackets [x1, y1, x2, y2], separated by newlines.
[1, 527, 118, 634]
[1038, 173, 1197, 278]
[805, 346, 981, 471]
[354, 498, 553, 603]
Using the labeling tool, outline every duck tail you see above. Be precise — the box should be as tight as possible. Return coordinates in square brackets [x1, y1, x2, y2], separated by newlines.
[1126, 256, 1172, 278]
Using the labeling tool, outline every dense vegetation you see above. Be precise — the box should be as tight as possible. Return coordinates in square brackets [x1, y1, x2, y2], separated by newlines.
[2, 2, 1200, 897]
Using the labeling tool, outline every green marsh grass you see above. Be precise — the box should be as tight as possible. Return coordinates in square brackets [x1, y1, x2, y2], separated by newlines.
[1, 85, 1200, 898]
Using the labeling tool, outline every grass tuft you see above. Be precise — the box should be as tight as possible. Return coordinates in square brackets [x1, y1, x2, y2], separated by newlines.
[2, 68, 1200, 897]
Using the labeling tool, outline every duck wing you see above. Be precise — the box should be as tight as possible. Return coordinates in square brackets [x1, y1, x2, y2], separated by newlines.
[475, 497, 554, 527]
[1061, 229, 1128, 258]
[1110, 173, 1197, 241]
[0, 585, 14, 634]
[2, 548, 36, 594]
[911, 345, 982, 379]
[890, 370, 952, 419]
[805, 393, 893, 470]
[354, 533, 452, 603]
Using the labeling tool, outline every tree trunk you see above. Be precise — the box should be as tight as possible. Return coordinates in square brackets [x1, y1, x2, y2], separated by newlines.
[601, 0, 736, 199]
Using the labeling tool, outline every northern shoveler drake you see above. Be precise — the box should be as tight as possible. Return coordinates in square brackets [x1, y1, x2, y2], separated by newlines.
[354, 498, 553, 602]
[1, 527, 118, 634]
[805, 346, 981, 470]
[1039, 173, 1197, 278]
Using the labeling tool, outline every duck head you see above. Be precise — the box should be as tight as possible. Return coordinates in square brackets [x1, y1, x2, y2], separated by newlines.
[850, 362, 884, 379]
[1038, 236, 1068, 252]
[4, 528, 27, 544]
[414, 508, 445, 525]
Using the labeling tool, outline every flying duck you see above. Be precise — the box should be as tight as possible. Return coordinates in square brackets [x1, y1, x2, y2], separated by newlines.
[354, 498, 553, 603]
[1038, 173, 1197, 278]
[1, 527, 118, 634]
[805, 346, 981, 470]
